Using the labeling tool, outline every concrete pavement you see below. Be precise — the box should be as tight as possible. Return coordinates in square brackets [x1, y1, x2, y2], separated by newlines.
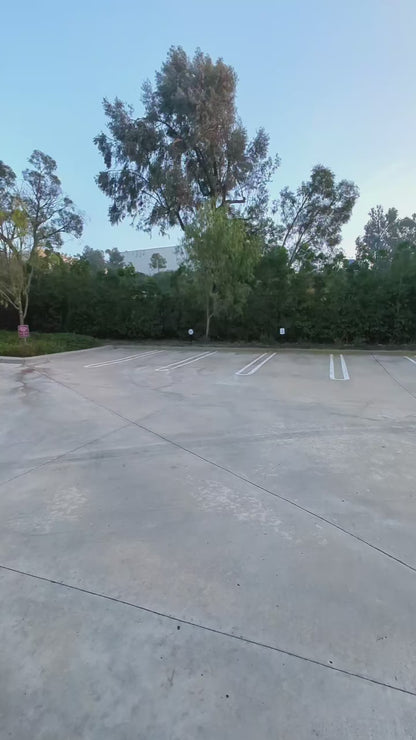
[1, 347, 416, 738]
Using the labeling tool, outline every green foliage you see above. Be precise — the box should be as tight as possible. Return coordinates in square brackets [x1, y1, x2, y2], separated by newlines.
[106, 247, 125, 268]
[0, 150, 83, 323]
[149, 252, 167, 271]
[95, 46, 279, 234]
[79, 245, 106, 272]
[22, 150, 83, 250]
[0, 330, 100, 357]
[182, 204, 261, 338]
[9, 229, 415, 346]
[356, 205, 416, 264]
[242, 247, 291, 340]
[273, 165, 359, 266]
[28, 259, 164, 339]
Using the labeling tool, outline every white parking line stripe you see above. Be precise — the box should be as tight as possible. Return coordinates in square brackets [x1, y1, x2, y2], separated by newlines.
[85, 350, 161, 368]
[155, 351, 216, 372]
[235, 353, 268, 376]
[404, 356, 416, 365]
[85, 350, 161, 369]
[236, 352, 276, 376]
[329, 354, 350, 381]
[340, 354, 350, 380]
[245, 352, 276, 375]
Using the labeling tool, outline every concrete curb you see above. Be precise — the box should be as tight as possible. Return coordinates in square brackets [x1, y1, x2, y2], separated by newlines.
[0, 356, 24, 364]
[0, 344, 111, 364]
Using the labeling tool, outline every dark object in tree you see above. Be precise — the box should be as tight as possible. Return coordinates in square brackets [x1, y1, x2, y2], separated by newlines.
[0, 150, 83, 324]
[95, 46, 279, 234]
[274, 165, 359, 266]
[149, 252, 167, 272]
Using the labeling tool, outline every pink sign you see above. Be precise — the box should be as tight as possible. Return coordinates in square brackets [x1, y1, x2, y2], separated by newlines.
[18, 324, 30, 339]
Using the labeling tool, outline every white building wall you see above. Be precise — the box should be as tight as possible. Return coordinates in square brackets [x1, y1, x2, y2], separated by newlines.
[120, 246, 180, 275]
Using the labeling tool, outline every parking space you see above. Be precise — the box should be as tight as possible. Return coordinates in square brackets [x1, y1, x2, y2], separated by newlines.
[1, 345, 416, 738]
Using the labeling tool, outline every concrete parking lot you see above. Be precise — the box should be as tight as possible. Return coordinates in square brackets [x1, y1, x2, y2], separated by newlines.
[1, 345, 416, 739]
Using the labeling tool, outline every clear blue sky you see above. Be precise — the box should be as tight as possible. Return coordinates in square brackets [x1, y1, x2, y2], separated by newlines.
[2, 0, 415, 257]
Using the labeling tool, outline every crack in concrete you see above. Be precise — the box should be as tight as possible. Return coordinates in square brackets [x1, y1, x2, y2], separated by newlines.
[1, 562, 415, 698]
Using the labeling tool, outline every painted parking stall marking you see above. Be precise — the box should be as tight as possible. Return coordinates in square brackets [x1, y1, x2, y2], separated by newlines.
[329, 354, 350, 381]
[235, 352, 276, 376]
[85, 350, 162, 369]
[155, 351, 217, 372]
[404, 356, 416, 366]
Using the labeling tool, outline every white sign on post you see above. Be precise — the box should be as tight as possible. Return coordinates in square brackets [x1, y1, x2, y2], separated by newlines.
[188, 329, 194, 336]
[279, 327, 285, 336]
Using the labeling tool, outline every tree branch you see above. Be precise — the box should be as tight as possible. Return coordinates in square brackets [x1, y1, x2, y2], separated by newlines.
[281, 193, 310, 250]
[176, 210, 185, 231]
[0, 285, 20, 310]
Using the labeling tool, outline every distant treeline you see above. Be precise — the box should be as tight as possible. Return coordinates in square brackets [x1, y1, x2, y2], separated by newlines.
[18, 239, 416, 346]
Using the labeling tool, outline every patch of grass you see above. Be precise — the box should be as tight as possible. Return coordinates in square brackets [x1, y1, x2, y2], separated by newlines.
[0, 331, 101, 357]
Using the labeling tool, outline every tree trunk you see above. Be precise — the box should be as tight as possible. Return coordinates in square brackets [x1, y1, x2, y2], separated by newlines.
[205, 295, 212, 341]
[22, 268, 33, 323]
[205, 313, 212, 340]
